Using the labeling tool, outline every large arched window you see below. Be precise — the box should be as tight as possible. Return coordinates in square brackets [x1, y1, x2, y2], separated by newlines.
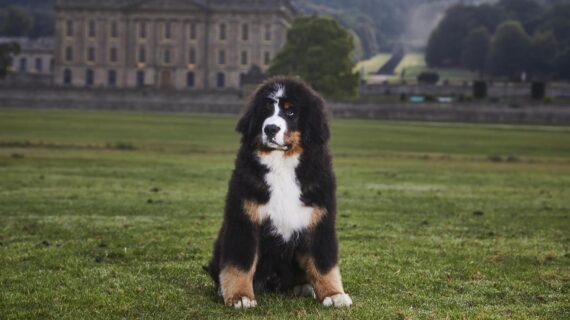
[216, 72, 225, 88]
[186, 71, 195, 88]
[35, 58, 43, 73]
[63, 68, 72, 85]
[19, 58, 27, 72]
[85, 69, 94, 86]
[137, 70, 145, 87]
[108, 70, 117, 87]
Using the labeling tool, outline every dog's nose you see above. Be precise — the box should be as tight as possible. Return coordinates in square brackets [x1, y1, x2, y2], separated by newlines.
[264, 124, 280, 137]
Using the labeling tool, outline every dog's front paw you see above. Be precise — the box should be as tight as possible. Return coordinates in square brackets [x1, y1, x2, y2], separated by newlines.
[293, 284, 316, 299]
[225, 296, 257, 309]
[322, 293, 352, 307]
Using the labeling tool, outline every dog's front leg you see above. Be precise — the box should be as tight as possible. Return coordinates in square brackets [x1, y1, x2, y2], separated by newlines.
[218, 211, 259, 308]
[299, 219, 352, 307]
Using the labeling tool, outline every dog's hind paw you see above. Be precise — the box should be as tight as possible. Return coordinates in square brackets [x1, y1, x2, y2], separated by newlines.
[322, 293, 352, 307]
[293, 284, 316, 299]
[227, 296, 257, 309]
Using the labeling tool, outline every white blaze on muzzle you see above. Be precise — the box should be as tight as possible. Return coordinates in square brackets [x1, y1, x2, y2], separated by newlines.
[262, 104, 287, 148]
[262, 85, 288, 149]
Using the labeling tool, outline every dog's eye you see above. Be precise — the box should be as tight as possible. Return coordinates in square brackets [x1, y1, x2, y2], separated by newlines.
[285, 109, 295, 118]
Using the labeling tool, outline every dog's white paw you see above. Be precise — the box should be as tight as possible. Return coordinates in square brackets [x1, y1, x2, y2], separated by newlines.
[322, 293, 352, 308]
[293, 284, 316, 299]
[231, 296, 257, 309]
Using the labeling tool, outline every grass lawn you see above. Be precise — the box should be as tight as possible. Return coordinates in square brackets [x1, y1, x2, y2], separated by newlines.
[1, 109, 569, 319]
[354, 54, 391, 80]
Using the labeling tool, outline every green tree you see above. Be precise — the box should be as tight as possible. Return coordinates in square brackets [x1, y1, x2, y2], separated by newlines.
[554, 48, 570, 80]
[1, 6, 33, 37]
[0, 42, 20, 78]
[530, 31, 558, 78]
[537, 4, 570, 49]
[461, 27, 491, 73]
[268, 16, 359, 99]
[426, 4, 504, 67]
[488, 21, 533, 78]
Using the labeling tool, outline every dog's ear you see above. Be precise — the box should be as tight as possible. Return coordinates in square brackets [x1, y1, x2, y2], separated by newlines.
[235, 96, 258, 141]
[302, 90, 330, 146]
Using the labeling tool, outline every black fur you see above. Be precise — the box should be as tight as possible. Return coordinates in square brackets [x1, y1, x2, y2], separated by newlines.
[205, 76, 339, 293]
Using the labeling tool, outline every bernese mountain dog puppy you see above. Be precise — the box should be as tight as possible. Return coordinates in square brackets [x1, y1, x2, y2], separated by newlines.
[204, 76, 352, 308]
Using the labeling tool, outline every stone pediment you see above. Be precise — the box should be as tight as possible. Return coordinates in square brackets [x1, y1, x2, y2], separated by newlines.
[130, 0, 206, 12]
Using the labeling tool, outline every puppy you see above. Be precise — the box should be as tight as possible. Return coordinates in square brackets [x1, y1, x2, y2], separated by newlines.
[204, 76, 351, 308]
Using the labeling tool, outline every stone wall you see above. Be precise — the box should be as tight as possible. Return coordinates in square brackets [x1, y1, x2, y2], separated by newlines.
[361, 83, 570, 99]
[1, 86, 570, 125]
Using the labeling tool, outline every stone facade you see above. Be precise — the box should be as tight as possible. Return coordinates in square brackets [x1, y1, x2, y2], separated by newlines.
[54, 0, 295, 90]
[0, 37, 55, 76]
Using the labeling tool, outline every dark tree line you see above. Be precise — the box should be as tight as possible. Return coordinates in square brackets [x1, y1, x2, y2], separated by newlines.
[0, 5, 54, 38]
[426, 0, 570, 80]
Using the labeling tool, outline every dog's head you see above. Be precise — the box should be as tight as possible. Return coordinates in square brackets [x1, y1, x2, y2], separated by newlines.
[236, 77, 330, 153]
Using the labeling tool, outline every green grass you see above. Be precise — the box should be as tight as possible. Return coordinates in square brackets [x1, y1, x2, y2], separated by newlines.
[354, 54, 391, 79]
[1, 109, 569, 319]
[394, 53, 427, 75]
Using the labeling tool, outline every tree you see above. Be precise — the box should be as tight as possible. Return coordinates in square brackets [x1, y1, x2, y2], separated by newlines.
[537, 4, 570, 49]
[426, 4, 504, 67]
[268, 16, 359, 99]
[461, 27, 491, 73]
[530, 31, 558, 78]
[497, 0, 544, 30]
[488, 21, 532, 78]
[0, 42, 20, 78]
[1, 6, 33, 37]
[554, 48, 570, 80]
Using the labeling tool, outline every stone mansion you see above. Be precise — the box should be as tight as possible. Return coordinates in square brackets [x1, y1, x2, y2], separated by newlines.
[52, 0, 295, 90]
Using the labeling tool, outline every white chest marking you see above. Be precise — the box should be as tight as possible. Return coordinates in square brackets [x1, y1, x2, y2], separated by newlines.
[257, 151, 313, 242]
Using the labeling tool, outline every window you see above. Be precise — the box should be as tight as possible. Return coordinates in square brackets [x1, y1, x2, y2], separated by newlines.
[19, 58, 27, 72]
[189, 47, 196, 64]
[137, 70, 145, 87]
[88, 20, 96, 38]
[189, 23, 197, 40]
[138, 46, 146, 63]
[85, 69, 94, 86]
[111, 21, 118, 38]
[165, 22, 172, 39]
[164, 49, 171, 64]
[50, 58, 54, 71]
[187, 71, 195, 88]
[216, 72, 225, 88]
[218, 50, 225, 65]
[139, 21, 147, 39]
[110, 47, 118, 63]
[240, 50, 248, 66]
[35, 58, 43, 72]
[264, 24, 272, 41]
[264, 51, 271, 65]
[219, 23, 226, 41]
[65, 46, 73, 62]
[63, 69, 72, 85]
[242, 24, 249, 41]
[66, 20, 74, 37]
[87, 47, 96, 63]
[108, 70, 117, 87]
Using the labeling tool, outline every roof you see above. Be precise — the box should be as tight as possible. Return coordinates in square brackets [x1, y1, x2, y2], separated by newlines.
[0, 37, 55, 53]
[56, 0, 297, 14]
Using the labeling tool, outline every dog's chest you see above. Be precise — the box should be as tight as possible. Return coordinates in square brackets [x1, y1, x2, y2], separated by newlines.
[257, 152, 313, 242]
